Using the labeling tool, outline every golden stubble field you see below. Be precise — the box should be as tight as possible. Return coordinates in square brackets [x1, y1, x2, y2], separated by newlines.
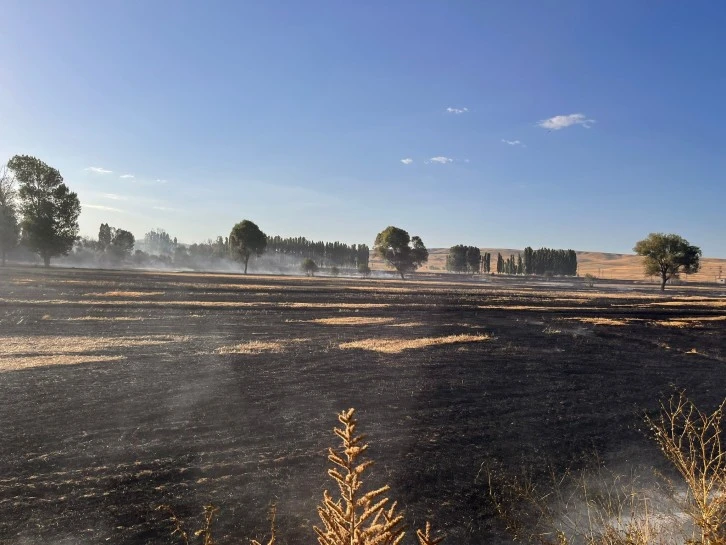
[0, 265, 724, 544]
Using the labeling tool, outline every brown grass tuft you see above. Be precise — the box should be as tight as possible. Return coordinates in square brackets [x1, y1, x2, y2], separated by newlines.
[339, 333, 490, 354]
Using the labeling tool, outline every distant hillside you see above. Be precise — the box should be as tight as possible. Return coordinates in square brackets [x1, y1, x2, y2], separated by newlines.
[370, 248, 726, 283]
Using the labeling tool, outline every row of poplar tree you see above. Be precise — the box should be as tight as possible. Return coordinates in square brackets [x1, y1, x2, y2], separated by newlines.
[446, 245, 578, 276]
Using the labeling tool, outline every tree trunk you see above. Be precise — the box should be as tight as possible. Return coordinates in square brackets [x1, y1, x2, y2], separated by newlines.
[243, 256, 249, 274]
[660, 275, 667, 291]
[43, 254, 51, 268]
[399, 271, 405, 280]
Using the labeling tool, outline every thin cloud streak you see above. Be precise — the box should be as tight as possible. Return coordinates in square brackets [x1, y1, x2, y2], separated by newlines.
[400, 158, 413, 165]
[84, 204, 125, 213]
[538, 113, 595, 130]
[85, 166, 113, 174]
[446, 107, 468, 114]
[427, 156, 453, 164]
[119, 174, 135, 179]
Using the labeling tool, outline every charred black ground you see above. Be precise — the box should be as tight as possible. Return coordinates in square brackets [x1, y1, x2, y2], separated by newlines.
[0, 266, 724, 544]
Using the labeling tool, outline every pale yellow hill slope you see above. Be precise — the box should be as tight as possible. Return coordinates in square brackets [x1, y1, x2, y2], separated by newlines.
[370, 248, 726, 283]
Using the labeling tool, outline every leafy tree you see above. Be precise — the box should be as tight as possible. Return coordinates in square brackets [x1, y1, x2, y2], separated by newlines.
[98, 223, 112, 252]
[109, 229, 135, 260]
[516, 253, 523, 275]
[634, 233, 701, 291]
[447, 245, 481, 274]
[229, 220, 267, 274]
[301, 258, 318, 276]
[358, 262, 371, 278]
[446, 245, 468, 273]
[496, 253, 504, 274]
[0, 166, 20, 266]
[373, 226, 428, 279]
[8, 155, 81, 267]
[144, 229, 175, 255]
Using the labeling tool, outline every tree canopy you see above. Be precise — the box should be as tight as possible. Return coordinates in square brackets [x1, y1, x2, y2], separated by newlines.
[0, 166, 20, 266]
[8, 155, 80, 267]
[634, 233, 701, 290]
[229, 220, 267, 274]
[446, 245, 481, 274]
[373, 226, 428, 279]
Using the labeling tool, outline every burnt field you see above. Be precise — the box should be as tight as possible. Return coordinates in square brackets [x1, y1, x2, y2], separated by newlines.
[1, 266, 725, 544]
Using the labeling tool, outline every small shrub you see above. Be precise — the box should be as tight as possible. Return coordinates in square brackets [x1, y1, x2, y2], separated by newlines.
[584, 273, 596, 288]
[358, 263, 372, 278]
[301, 258, 319, 277]
[330, 266, 340, 277]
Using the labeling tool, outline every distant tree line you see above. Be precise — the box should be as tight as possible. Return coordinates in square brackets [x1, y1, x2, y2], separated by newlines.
[446, 246, 577, 276]
[0, 155, 703, 288]
[522, 247, 577, 276]
[266, 236, 370, 269]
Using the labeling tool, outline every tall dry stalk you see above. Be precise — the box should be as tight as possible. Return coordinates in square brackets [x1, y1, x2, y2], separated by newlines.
[646, 391, 726, 545]
[159, 408, 443, 545]
[314, 408, 406, 545]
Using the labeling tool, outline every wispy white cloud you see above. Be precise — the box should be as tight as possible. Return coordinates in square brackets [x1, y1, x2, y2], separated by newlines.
[84, 204, 125, 213]
[119, 174, 135, 179]
[152, 205, 181, 212]
[154, 179, 168, 184]
[427, 156, 453, 164]
[85, 166, 113, 174]
[101, 193, 127, 201]
[400, 158, 413, 165]
[538, 113, 595, 131]
[501, 139, 525, 146]
[446, 107, 468, 114]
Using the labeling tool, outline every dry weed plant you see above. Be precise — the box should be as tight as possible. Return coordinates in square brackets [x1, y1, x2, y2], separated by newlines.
[645, 392, 726, 545]
[485, 462, 679, 545]
[487, 392, 726, 545]
[161, 409, 443, 545]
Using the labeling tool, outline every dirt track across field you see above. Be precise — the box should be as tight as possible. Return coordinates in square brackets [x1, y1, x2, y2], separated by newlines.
[0, 266, 724, 544]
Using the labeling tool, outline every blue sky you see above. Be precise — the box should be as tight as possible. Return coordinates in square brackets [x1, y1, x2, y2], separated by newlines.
[1, 1, 725, 256]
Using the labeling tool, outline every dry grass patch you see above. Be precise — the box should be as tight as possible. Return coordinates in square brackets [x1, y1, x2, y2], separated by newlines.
[66, 316, 146, 322]
[0, 334, 185, 372]
[85, 291, 164, 298]
[389, 321, 426, 327]
[310, 316, 396, 326]
[566, 317, 632, 326]
[216, 338, 310, 355]
[216, 341, 285, 354]
[339, 333, 491, 354]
